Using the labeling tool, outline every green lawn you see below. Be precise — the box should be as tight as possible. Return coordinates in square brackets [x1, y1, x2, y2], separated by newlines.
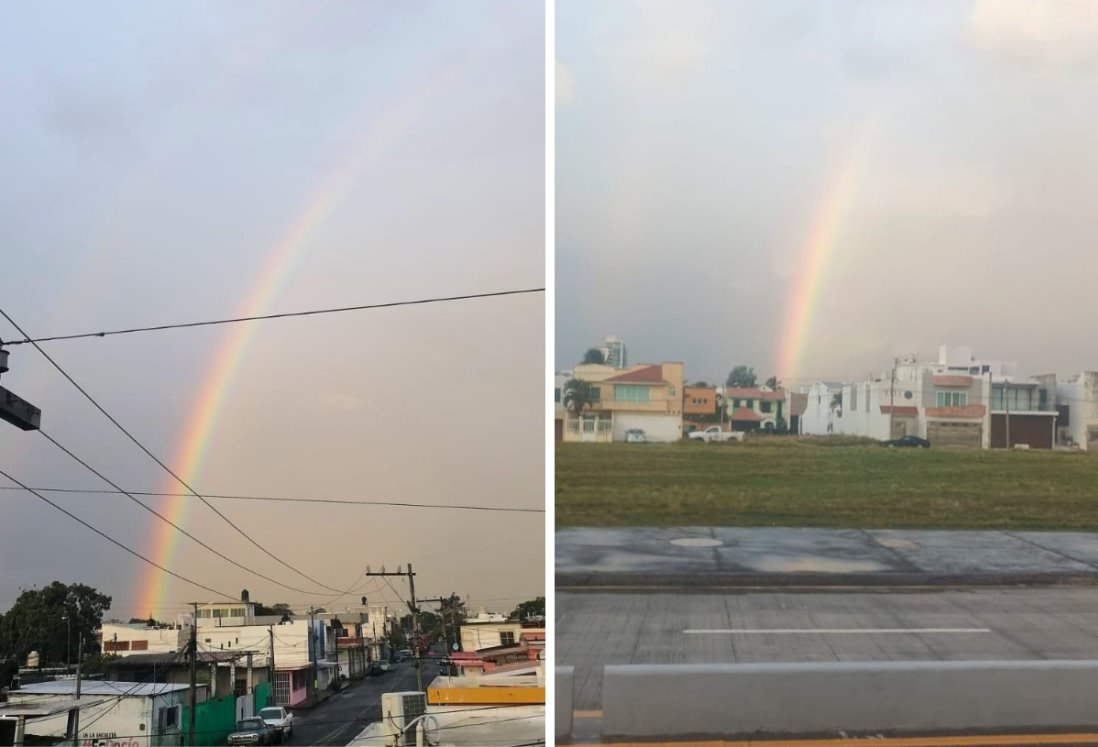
[556, 438, 1098, 530]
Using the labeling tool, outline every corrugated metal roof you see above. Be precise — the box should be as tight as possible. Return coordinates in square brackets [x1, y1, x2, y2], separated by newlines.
[17, 680, 192, 697]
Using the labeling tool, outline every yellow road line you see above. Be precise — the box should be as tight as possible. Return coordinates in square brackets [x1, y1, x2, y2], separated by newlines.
[567, 734, 1098, 746]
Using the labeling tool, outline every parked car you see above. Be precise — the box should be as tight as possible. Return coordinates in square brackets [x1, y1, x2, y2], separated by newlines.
[688, 425, 745, 443]
[881, 435, 930, 448]
[624, 428, 647, 443]
[258, 706, 294, 741]
[378, 660, 393, 672]
[227, 717, 276, 746]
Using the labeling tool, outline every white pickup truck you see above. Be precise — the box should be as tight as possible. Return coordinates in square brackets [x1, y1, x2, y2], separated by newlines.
[687, 425, 745, 443]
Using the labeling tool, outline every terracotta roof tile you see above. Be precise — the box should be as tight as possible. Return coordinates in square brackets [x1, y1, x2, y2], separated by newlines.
[605, 365, 665, 384]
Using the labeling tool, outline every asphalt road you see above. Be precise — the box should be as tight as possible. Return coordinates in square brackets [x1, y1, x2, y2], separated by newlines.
[558, 587, 1098, 712]
[284, 658, 439, 747]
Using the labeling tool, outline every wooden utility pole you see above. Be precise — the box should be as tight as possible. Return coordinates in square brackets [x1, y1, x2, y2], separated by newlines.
[69, 634, 83, 738]
[1005, 376, 1011, 449]
[365, 564, 423, 691]
[269, 627, 276, 693]
[188, 603, 197, 747]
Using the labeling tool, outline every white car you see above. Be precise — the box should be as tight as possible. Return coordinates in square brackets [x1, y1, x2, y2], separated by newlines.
[624, 428, 647, 443]
[258, 706, 294, 741]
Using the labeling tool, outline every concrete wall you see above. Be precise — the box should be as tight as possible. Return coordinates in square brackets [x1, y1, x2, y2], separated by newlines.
[601, 661, 1098, 738]
[1058, 372, 1098, 450]
[555, 666, 573, 739]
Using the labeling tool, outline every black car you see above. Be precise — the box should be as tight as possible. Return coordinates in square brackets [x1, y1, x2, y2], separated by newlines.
[881, 435, 930, 448]
[227, 718, 276, 746]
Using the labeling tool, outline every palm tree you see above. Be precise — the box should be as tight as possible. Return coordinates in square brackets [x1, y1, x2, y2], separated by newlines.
[562, 378, 597, 418]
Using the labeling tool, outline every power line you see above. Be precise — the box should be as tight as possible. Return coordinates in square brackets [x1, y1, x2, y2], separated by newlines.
[36, 429, 343, 597]
[0, 287, 545, 346]
[0, 485, 544, 513]
[0, 466, 233, 599]
[0, 306, 348, 595]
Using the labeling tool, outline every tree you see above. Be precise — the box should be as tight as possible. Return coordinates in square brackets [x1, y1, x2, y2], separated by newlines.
[254, 602, 293, 618]
[581, 348, 605, 365]
[0, 582, 112, 665]
[562, 378, 597, 417]
[127, 617, 160, 627]
[726, 366, 757, 388]
[508, 597, 545, 621]
[691, 381, 709, 388]
[765, 376, 781, 390]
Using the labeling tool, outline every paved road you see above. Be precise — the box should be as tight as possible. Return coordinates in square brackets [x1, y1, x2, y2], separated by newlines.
[558, 587, 1098, 712]
[286, 660, 430, 746]
[557, 528, 1098, 587]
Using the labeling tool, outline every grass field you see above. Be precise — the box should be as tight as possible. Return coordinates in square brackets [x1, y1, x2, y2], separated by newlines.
[556, 438, 1098, 529]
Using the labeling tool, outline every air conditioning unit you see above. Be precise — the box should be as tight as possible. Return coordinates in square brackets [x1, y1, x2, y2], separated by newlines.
[381, 691, 427, 747]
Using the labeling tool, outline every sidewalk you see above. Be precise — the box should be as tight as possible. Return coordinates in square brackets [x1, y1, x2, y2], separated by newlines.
[556, 527, 1098, 588]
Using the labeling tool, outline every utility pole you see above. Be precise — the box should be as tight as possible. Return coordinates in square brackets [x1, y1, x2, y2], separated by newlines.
[307, 608, 318, 700]
[1005, 376, 1011, 449]
[889, 358, 898, 440]
[366, 564, 424, 691]
[188, 603, 197, 747]
[65, 633, 84, 741]
[268, 627, 276, 694]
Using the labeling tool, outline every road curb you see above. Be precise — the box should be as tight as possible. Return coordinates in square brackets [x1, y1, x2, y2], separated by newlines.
[556, 570, 1098, 590]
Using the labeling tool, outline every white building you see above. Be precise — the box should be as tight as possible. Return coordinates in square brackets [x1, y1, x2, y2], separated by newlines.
[800, 346, 1057, 449]
[6, 680, 201, 747]
[599, 336, 627, 369]
[1048, 371, 1098, 450]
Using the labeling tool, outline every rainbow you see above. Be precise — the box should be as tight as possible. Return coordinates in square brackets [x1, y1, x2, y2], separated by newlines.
[134, 58, 465, 616]
[773, 133, 875, 386]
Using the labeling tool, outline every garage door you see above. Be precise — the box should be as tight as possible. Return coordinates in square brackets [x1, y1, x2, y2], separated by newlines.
[927, 420, 982, 448]
[613, 413, 682, 443]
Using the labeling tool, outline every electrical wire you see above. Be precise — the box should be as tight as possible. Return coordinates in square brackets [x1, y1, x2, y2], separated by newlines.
[0, 484, 544, 513]
[36, 429, 343, 597]
[0, 466, 233, 599]
[0, 287, 545, 346]
[0, 306, 350, 595]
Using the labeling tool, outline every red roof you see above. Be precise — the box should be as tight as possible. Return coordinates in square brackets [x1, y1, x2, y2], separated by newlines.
[605, 365, 665, 384]
[725, 388, 784, 401]
[880, 405, 918, 416]
[728, 407, 763, 421]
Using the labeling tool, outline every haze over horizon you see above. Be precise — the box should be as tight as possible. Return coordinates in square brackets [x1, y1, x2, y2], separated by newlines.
[0, 1, 544, 619]
[556, 0, 1098, 387]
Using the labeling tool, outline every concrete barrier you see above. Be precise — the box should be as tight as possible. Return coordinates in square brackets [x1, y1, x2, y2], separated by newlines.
[555, 666, 574, 739]
[602, 660, 1098, 738]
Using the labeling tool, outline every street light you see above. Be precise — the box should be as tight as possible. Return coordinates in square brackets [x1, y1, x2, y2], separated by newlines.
[62, 615, 71, 672]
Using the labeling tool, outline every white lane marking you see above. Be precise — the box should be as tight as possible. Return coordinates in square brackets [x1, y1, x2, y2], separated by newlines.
[684, 628, 992, 634]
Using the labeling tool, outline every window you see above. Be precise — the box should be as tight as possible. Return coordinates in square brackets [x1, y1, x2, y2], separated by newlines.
[500, 631, 516, 646]
[614, 385, 650, 403]
[760, 401, 772, 413]
[554, 387, 561, 403]
[936, 391, 968, 407]
[159, 705, 180, 731]
[745, 399, 754, 409]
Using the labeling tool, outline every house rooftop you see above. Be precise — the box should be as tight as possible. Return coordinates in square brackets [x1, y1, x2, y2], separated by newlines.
[14, 680, 194, 697]
[604, 365, 665, 384]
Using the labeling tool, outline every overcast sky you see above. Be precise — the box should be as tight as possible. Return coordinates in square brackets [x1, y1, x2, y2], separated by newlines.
[0, 1, 543, 620]
[557, 0, 1098, 386]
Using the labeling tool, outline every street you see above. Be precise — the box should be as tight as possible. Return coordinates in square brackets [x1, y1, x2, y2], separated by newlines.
[559, 587, 1098, 713]
[285, 661, 426, 747]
